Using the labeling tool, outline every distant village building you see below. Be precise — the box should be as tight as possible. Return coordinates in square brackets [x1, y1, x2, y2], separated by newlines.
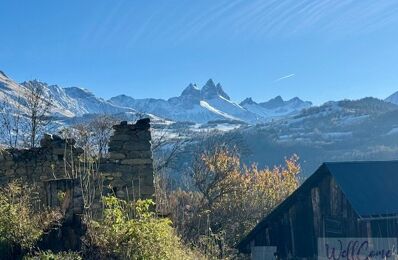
[238, 161, 398, 260]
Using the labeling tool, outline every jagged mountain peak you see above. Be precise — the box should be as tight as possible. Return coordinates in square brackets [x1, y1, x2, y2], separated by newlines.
[0, 69, 315, 125]
[258, 95, 312, 110]
[272, 95, 284, 102]
[109, 79, 314, 124]
[203, 78, 216, 88]
[180, 80, 230, 100]
[201, 79, 217, 99]
[287, 97, 312, 107]
[21, 79, 48, 87]
[20, 80, 68, 95]
[260, 96, 285, 108]
[215, 83, 230, 100]
[181, 83, 200, 97]
[240, 97, 257, 106]
[201, 79, 230, 100]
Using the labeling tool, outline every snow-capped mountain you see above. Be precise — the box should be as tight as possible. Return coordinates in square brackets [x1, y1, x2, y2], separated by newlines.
[0, 71, 316, 124]
[386, 91, 398, 105]
[110, 79, 254, 123]
[0, 71, 136, 119]
[239, 96, 312, 120]
[4, 68, 398, 129]
[62, 86, 133, 115]
[0, 72, 46, 116]
[5, 68, 398, 178]
[109, 79, 311, 124]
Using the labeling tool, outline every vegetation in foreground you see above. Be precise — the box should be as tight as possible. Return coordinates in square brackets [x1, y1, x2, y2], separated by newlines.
[0, 181, 203, 259]
[0, 93, 301, 258]
[156, 145, 300, 258]
[0, 144, 300, 259]
[0, 182, 62, 258]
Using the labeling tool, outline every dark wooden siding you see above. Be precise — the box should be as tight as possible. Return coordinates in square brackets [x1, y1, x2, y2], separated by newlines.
[249, 171, 398, 259]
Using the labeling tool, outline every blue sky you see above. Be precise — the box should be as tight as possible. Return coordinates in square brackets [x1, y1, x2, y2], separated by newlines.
[1, 0, 398, 104]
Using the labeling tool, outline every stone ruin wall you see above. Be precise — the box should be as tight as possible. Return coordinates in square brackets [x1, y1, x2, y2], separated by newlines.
[0, 118, 155, 213]
[101, 118, 155, 201]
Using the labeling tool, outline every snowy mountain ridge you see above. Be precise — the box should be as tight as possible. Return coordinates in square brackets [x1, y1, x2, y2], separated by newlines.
[2, 69, 398, 127]
[109, 79, 312, 124]
[0, 72, 136, 119]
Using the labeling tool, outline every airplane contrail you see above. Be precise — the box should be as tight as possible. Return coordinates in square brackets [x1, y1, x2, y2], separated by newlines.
[274, 73, 295, 82]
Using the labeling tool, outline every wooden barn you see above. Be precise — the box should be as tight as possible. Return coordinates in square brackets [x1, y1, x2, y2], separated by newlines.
[238, 161, 398, 259]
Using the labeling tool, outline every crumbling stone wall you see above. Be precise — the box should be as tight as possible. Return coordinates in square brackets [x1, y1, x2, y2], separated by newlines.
[0, 118, 155, 208]
[0, 118, 155, 253]
[101, 118, 155, 200]
[0, 135, 83, 203]
[40, 178, 85, 252]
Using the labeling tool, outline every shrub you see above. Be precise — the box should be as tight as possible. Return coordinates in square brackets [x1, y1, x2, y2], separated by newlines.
[24, 250, 82, 260]
[84, 196, 201, 260]
[0, 181, 62, 257]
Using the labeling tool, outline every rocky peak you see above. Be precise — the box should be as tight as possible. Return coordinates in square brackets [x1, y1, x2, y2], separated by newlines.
[20, 80, 50, 94]
[240, 97, 257, 106]
[215, 83, 230, 100]
[201, 79, 217, 97]
[181, 83, 200, 97]
[272, 95, 284, 102]
[21, 79, 48, 87]
[287, 97, 312, 106]
[201, 79, 230, 100]
[260, 96, 285, 109]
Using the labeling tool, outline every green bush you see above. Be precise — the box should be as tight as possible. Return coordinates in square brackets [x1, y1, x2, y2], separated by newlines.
[84, 196, 201, 260]
[24, 250, 82, 260]
[0, 181, 62, 256]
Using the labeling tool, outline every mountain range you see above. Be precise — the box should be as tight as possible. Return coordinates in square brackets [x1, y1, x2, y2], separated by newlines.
[2, 69, 398, 177]
[109, 79, 313, 124]
[0, 71, 315, 124]
[1, 69, 398, 129]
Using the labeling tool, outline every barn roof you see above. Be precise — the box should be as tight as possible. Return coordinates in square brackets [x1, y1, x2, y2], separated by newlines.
[325, 160, 398, 218]
[238, 160, 398, 251]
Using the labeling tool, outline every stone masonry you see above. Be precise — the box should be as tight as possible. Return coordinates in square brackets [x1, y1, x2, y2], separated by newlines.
[0, 134, 83, 204]
[0, 118, 155, 210]
[101, 118, 155, 200]
[0, 118, 155, 253]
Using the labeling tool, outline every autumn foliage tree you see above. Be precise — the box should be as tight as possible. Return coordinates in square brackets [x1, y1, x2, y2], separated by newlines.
[159, 145, 300, 258]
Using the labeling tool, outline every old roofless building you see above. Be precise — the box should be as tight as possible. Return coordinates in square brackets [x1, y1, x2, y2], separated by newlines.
[0, 118, 155, 251]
